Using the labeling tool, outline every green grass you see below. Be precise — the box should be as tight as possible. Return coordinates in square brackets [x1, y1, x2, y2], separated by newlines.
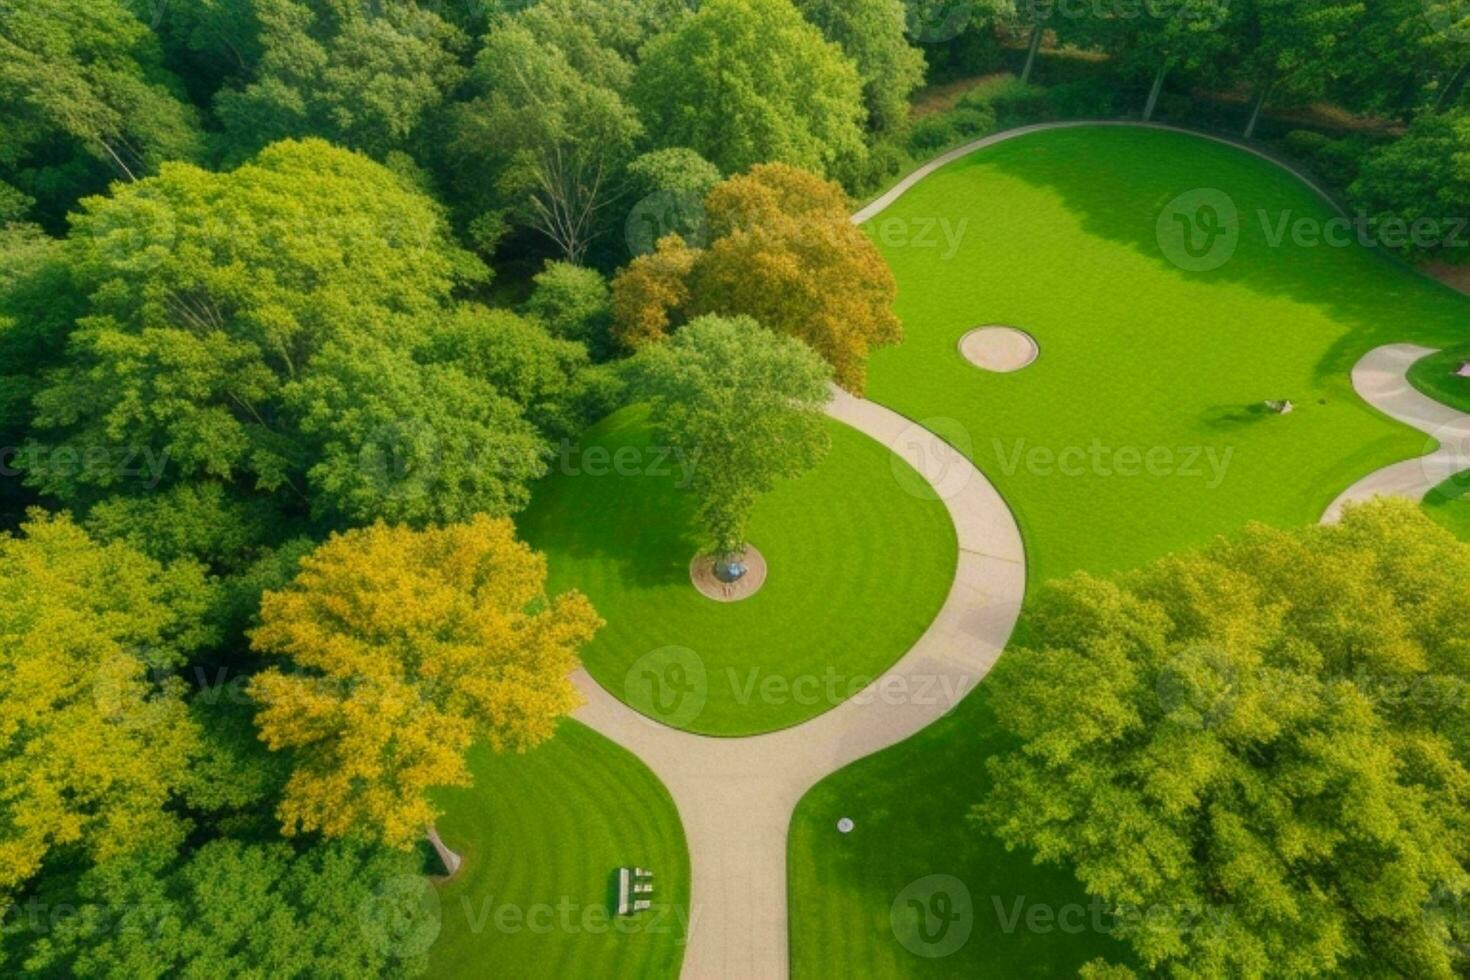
[1424, 473, 1470, 541]
[514, 406, 958, 736]
[1407, 349, 1470, 541]
[791, 126, 1470, 977]
[427, 721, 691, 979]
[1408, 344, 1470, 414]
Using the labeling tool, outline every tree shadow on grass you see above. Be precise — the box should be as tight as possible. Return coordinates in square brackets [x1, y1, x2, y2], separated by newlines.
[516, 407, 702, 591]
[956, 126, 1469, 386]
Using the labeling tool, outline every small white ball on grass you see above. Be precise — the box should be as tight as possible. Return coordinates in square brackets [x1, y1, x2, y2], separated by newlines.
[837, 818, 855, 834]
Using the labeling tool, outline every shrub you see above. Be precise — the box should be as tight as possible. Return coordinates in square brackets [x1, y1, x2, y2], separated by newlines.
[958, 77, 1050, 127]
[1046, 80, 1120, 119]
[905, 105, 996, 155]
[1282, 130, 1374, 191]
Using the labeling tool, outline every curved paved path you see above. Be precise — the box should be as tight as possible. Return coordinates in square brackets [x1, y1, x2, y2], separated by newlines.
[564, 121, 1353, 978]
[571, 388, 1024, 978]
[1324, 344, 1470, 523]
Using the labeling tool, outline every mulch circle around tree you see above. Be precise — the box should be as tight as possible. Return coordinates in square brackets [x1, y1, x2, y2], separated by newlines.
[689, 546, 768, 603]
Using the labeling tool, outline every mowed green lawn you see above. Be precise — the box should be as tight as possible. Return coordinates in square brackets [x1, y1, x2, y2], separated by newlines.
[790, 126, 1470, 977]
[514, 406, 957, 735]
[1409, 348, 1470, 541]
[427, 722, 691, 979]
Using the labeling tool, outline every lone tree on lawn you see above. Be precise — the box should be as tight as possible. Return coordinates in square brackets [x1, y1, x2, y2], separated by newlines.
[977, 499, 1470, 978]
[631, 315, 832, 581]
[249, 517, 602, 855]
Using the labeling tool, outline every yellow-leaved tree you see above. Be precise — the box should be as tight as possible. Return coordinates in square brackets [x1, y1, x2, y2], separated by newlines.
[248, 517, 602, 850]
[611, 163, 901, 393]
[0, 512, 212, 894]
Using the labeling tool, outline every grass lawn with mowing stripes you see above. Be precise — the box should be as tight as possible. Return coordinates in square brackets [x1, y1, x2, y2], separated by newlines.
[514, 406, 958, 736]
[427, 722, 690, 979]
[790, 125, 1470, 978]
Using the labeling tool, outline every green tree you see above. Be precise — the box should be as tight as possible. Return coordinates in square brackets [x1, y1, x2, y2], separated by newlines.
[1228, 0, 1366, 138]
[1064, 0, 1232, 120]
[18, 839, 433, 978]
[285, 337, 547, 527]
[449, 10, 643, 263]
[1330, 0, 1468, 116]
[0, 225, 78, 522]
[624, 148, 723, 256]
[631, 315, 832, 564]
[977, 500, 1470, 977]
[523, 262, 616, 354]
[794, 0, 927, 133]
[0, 513, 213, 896]
[0, 0, 201, 220]
[1350, 109, 1470, 263]
[23, 140, 569, 535]
[212, 0, 467, 162]
[633, 0, 868, 178]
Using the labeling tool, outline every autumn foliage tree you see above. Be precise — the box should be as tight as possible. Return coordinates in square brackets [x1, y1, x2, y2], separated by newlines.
[0, 512, 213, 895]
[612, 164, 901, 393]
[977, 500, 1470, 978]
[248, 518, 602, 850]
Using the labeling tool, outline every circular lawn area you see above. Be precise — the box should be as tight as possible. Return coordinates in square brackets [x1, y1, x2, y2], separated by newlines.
[514, 405, 958, 736]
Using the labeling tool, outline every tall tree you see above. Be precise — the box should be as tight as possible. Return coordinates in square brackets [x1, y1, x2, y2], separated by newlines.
[0, 0, 200, 221]
[448, 9, 643, 263]
[612, 164, 903, 393]
[212, 0, 467, 162]
[631, 315, 832, 566]
[1229, 0, 1366, 138]
[1067, 0, 1233, 120]
[977, 500, 1470, 977]
[249, 518, 602, 849]
[633, 0, 868, 178]
[794, 0, 927, 134]
[0, 513, 213, 895]
[1349, 108, 1470, 263]
[22, 140, 576, 538]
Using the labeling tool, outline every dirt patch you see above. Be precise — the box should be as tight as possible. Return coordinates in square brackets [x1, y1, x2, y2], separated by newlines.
[959, 326, 1040, 373]
[1425, 261, 1470, 297]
